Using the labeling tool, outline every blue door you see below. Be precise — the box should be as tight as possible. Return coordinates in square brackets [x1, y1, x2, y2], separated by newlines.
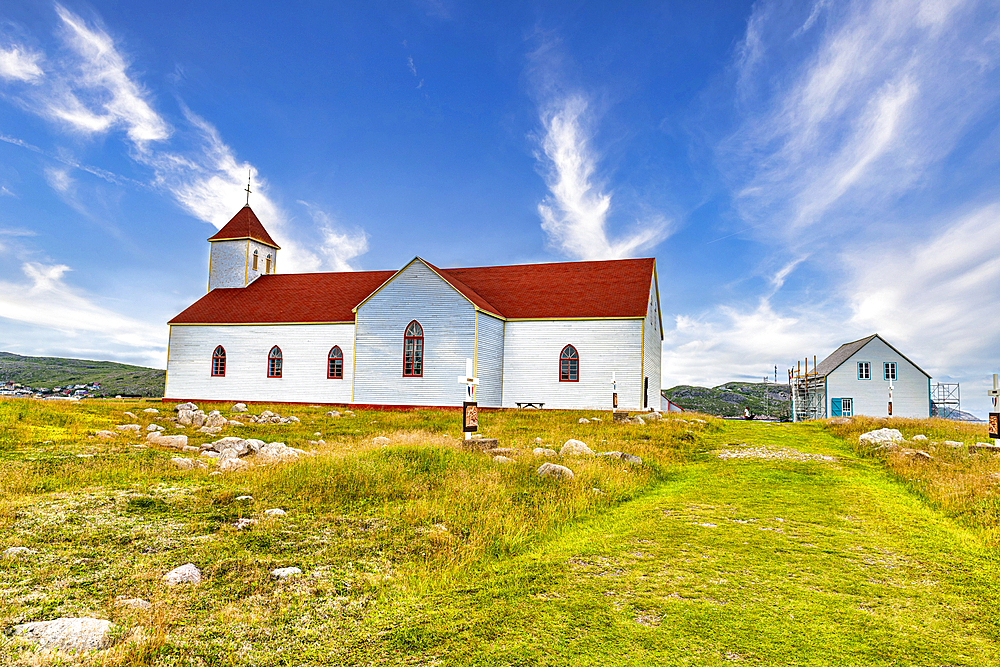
[831, 398, 843, 417]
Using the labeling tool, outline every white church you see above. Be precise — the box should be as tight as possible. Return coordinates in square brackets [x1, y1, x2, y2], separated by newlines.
[164, 205, 663, 410]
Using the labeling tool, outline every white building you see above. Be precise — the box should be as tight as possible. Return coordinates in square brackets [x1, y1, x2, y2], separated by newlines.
[165, 205, 663, 410]
[804, 334, 931, 419]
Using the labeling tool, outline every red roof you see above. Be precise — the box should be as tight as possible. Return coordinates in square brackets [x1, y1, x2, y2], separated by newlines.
[169, 257, 656, 324]
[207, 206, 280, 248]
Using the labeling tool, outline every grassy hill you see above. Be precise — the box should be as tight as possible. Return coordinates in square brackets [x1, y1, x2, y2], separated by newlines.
[664, 381, 791, 418]
[0, 351, 165, 397]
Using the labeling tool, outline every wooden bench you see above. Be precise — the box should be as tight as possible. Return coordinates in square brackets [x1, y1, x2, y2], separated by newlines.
[516, 402, 545, 410]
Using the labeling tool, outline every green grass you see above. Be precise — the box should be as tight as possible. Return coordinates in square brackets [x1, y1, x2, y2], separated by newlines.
[664, 382, 791, 419]
[1, 401, 998, 665]
[0, 351, 165, 397]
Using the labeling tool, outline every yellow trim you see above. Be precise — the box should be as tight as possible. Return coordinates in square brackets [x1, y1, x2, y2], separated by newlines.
[244, 239, 250, 286]
[505, 316, 645, 322]
[651, 259, 664, 341]
[206, 234, 279, 250]
[168, 321, 355, 326]
[164, 325, 173, 394]
[640, 318, 645, 409]
[473, 310, 479, 401]
[207, 243, 215, 292]
[351, 320, 358, 403]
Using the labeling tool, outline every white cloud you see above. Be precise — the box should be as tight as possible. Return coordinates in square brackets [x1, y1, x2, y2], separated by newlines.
[43, 166, 72, 193]
[535, 95, 670, 260]
[298, 201, 369, 272]
[0, 44, 43, 82]
[0, 262, 166, 355]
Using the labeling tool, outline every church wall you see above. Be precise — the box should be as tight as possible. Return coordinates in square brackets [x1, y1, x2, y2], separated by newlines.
[642, 279, 662, 410]
[500, 319, 643, 410]
[208, 239, 276, 291]
[475, 312, 504, 407]
[165, 323, 355, 403]
[353, 261, 477, 406]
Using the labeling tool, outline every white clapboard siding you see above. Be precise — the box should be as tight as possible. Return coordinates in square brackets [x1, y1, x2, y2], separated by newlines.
[165, 323, 355, 403]
[354, 260, 476, 406]
[208, 238, 276, 290]
[825, 336, 930, 418]
[501, 319, 643, 410]
[475, 312, 504, 407]
[642, 279, 662, 410]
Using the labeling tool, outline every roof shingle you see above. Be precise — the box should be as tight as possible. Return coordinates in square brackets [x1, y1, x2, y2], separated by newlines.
[207, 206, 280, 248]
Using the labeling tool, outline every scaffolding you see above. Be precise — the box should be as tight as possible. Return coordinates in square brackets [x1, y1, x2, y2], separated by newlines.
[931, 382, 961, 420]
[789, 355, 825, 422]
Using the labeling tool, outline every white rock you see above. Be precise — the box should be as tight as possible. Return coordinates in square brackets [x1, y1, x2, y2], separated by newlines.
[858, 428, 904, 447]
[163, 563, 201, 585]
[645, 411, 662, 421]
[633, 416, 645, 425]
[235, 495, 254, 502]
[218, 457, 250, 472]
[176, 409, 195, 426]
[597, 451, 643, 466]
[227, 420, 244, 426]
[559, 439, 594, 456]
[11, 617, 114, 653]
[287, 416, 301, 423]
[536, 462, 575, 481]
[578, 418, 591, 424]
[142, 408, 159, 414]
[115, 424, 141, 433]
[534, 437, 543, 444]
[254, 442, 300, 465]
[234, 518, 258, 530]
[123, 411, 138, 419]
[170, 457, 206, 470]
[204, 411, 227, 428]
[191, 410, 207, 428]
[146, 423, 164, 432]
[174, 402, 198, 412]
[95, 430, 116, 439]
[493, 455, 515, 464]
[314, 432, 322, 437]
[114, 598, 152, 611]
[230, 403, 249, 413]
[943, 440, 964, 448]
[912, 434, 928, 442]
[264, 508, 287, 517]
[325, 411, 341, 418]
[4, 546, 32, 557]
[147, 432, 188, 449]
[271, 566, 302, 579]
[532, 447, 557, 457]
[197, 426, 222, 435]
[373, 436, 390, 446]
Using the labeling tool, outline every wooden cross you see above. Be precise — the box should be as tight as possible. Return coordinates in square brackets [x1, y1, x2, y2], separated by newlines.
[245, 169, 252, 206]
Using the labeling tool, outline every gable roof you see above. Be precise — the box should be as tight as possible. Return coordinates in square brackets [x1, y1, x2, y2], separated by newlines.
[207, 206, 280, 249]
[169, 257, 657, 325]
[814, 333, 930, 378]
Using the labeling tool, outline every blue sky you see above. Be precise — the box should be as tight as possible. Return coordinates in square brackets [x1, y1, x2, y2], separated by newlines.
[1, 0, 999, 416]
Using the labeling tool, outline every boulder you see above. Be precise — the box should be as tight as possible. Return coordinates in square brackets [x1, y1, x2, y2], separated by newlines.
[182, 445, 200, 453]
[286, 416, 301, 423]
[190, 410, 207, 428]
[235, 495, 254, 502]
[597, 451, 643, 466]
[858, 428, 904, 447]
[559, 439, 594, 456]
[176, 409, 195, 426]
[146, 433, 188, 449]
[197, 426, 222, 435]
[645, 411, 662, 421]
[95, 430, 116, 439]
[912, 434, 928, 442]
[116, 424, 141, 433]
[4, 546, 32, 557]
[227, 420, 244, 426]
[271, 567, 302, 579]
[230, 403, 248, 413]
[142, 408, 159, 414]
[264, 508, 287, 517]
[163, 563, 201, 585]
[11, 617, 114, 653]
[146, 423, 164, 432]
[373, 436, 390, 446]
[170, 457, 206, 470]
[325, 411, 341, 418]
[633, 416, 646, 425]
[218, 457, 250, 472]
[461, 438, 499, 451]
[578, 418, 591, 424]
[970, 442, 1000, 454]
[532, 447, 557, 457]
[255, 442, 302, 465]
[260, 410, 276, 420]
[204, 410, 227, 428]
[536, 462, 574, 481]
[493, 455, 515, 464]
[534, 437, 543, 444]
[123, 411, 138, 419]
[114, 598, 152, 611]
[174, 402, 198, 412]
[943, 440, 964, 448]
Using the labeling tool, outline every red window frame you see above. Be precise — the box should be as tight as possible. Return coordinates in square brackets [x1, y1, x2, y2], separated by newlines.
[403, 320, 423, 377]
[268, 345, 282, 378]
[560, 345, 579, 382]
[211, 345, 226, 377]
[328, 346, 344, 379]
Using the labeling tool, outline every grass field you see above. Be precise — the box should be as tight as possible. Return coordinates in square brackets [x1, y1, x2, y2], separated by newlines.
[0, 352, 165, 397]
[1, 400, 998, 665]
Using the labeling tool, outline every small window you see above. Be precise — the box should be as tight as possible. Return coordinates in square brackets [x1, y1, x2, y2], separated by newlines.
[265, 254, 272, 274]
[211, 346, 226, 377]
[252, 249, 258, 271]
[858, 361, 870, 380]
[560, 345, 579, 382]
[268, 346, 282, 378]
[403, 321, 423, 377]
[328, 346, 344, 379]
[883, 362, 896, 381]
[842, 398, 853, 417]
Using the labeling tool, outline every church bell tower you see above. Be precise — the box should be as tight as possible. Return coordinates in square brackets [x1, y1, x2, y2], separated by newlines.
[206, 205, 280, 291]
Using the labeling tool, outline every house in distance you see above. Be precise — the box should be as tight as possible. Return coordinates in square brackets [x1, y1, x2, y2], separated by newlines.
[790, 334, 931, 421]
[165, 205, 663, 410]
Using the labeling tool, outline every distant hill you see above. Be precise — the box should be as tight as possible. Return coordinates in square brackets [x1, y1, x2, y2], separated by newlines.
[0, 352, 165, 397]
[663, 382, 791, 419]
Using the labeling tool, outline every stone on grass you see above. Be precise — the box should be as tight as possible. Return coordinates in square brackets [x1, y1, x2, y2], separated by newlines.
[578, 417, 591, 424]
[95, 430, 116, 439]
[174, 402, 198, 412]
[116, 424, 141, 433]
[255, 442, 302, 465]
[286, 416, 301, 423]
[4, 546, 32, 557]
[858, 428, 904, 447]
[198, 426, 222, 435]
[235, 495, 254, 502]
[163, 563, 201, 585]
[326, 411, 341, 418]
[970, 442, 1000, 454]
[943, 440, 964, 448]
[597, 451, 643, 466]
[218, 457, 250, 473]
[114, 597, 152, 611]
[230, 403, 248, 413]
[532, 447, 557, 457]
[559, 439, 594, 457]
[170, 457, 207, 470]
[147, 432, 188, 449]
[264, 508, 287, 517]
[11, 617, 114, 653]
[912, 434, 928, 442]
[645, 411, 662, 421]
[271, 567, 302, 579]
[373, 436, 390, 446]
[493, 455, 515, 464]
[146, 423, 164, 432]
[204, 411, 228, 428]
[234, 518, 258, 530]
[536, 462, 574, 481]
[534, 437, 543, 444]
[633, 416, 645, 425]
[142, 408, 159, 414]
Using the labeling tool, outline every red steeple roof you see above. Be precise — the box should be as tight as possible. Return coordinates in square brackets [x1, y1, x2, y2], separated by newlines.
[207, 206, 280, 249]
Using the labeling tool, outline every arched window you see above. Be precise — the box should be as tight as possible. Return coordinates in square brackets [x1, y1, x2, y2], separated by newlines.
[328, 346, 344, 379]
[560, 345, 578, 382]
[265, 253, 272, 274]
[252, 249, 258, 271]
[268, 346, 282, 378]
[211, 346, 226, 377]
[403, 320, 423, 377]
